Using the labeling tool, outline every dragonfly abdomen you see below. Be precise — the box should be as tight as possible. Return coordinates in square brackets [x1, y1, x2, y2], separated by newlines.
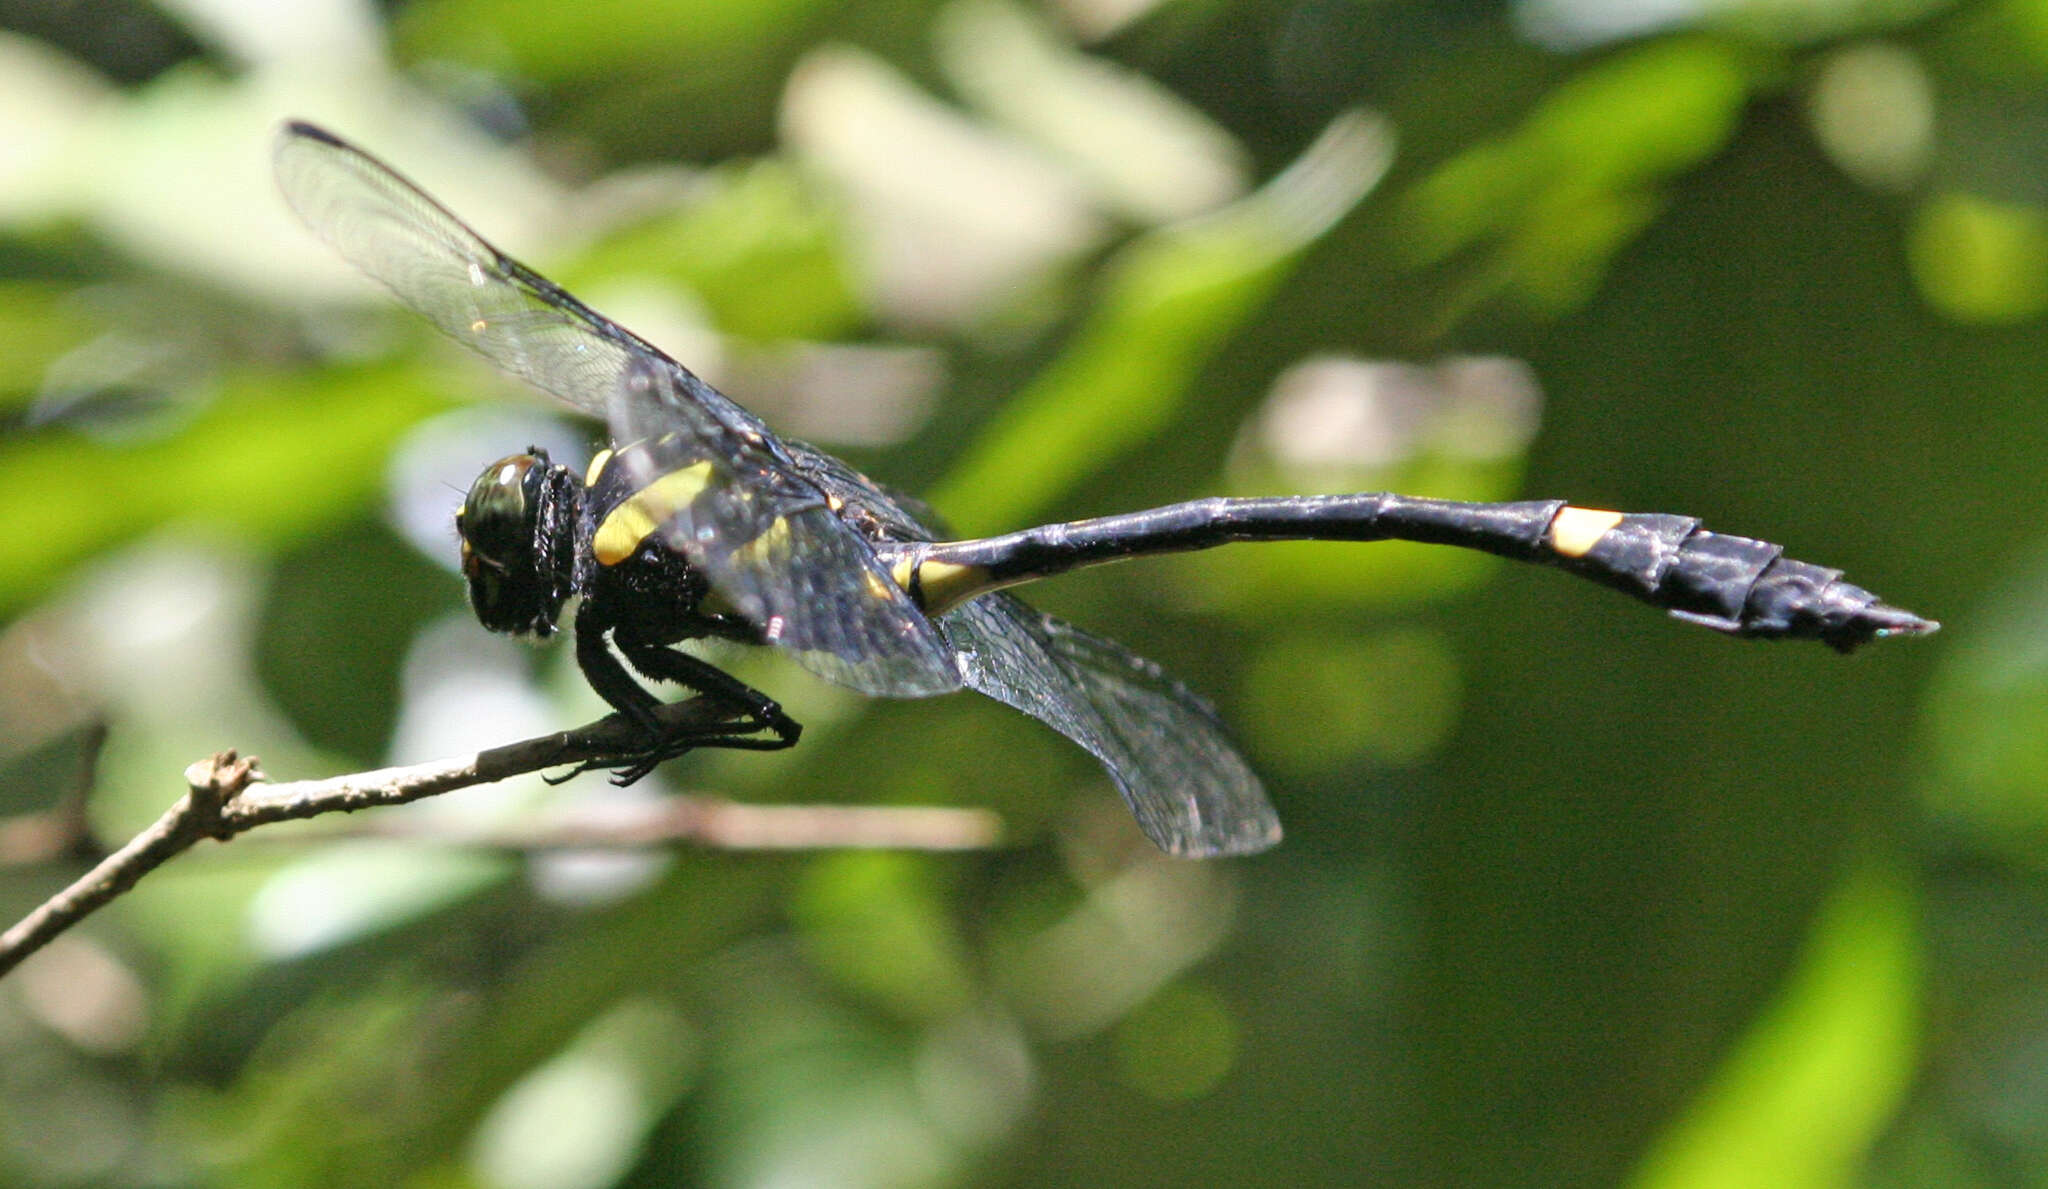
[885, 495, 1935, 651]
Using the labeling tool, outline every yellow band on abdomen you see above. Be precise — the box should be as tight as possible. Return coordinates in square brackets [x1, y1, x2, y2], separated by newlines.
[1547, 506, 1625, 558]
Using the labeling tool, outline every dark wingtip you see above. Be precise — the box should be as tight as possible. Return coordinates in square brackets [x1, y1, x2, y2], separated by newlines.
[280, 119, 342, 146]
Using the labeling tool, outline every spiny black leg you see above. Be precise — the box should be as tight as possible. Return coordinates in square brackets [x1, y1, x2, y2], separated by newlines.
[612, 637, 802, 750]
[575, 612, 663, 726]
[565, 613, 801, 784]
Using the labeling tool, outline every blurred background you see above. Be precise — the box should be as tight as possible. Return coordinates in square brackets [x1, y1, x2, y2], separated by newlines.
[0, 0, 2032, 1184]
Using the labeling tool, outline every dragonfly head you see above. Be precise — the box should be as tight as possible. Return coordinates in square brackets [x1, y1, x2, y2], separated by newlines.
[456, 449, 580, 637]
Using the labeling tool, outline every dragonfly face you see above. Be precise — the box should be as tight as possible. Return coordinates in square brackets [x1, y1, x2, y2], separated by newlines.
[455, 450, 581, 638]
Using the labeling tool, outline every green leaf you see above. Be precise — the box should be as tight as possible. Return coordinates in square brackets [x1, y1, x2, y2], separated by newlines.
[1631, 851, 1920, 1189]
[0, 363, 444, 614]
[930, 112, 1391, 531]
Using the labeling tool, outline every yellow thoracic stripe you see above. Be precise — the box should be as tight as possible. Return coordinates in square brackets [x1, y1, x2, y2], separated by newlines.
[584, 448, 615, 488]
[1547, 506, 1625, 559]
[722, 515, 794, 569]
[592, 461, 717, 565]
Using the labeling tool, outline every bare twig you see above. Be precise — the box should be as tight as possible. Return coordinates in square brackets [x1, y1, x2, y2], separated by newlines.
[0, 699, 1002, 979]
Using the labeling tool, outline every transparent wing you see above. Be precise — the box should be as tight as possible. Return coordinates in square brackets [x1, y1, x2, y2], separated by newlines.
[274, 121, 958, 697]
[939, 594, 1281, 857]
[274, 121, 646, 419]
[609, 360, 961, 696]
[771, 442, 1279, 854]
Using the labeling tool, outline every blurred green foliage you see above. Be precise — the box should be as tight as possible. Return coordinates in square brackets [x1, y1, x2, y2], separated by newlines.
[0, 0, 2037, 1185]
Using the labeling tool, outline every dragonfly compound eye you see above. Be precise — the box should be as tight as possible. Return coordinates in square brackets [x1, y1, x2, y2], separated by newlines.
[458, 452, 579, 637]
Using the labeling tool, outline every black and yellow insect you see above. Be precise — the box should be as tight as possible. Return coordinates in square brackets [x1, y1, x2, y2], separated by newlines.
[275, 121, 1937, 857]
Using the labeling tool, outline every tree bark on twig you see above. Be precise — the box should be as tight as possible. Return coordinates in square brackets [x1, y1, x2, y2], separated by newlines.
[0, 699, 1002, 979]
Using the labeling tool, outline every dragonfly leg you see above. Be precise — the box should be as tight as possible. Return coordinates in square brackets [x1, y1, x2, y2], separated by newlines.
[564, 615, 802, 784]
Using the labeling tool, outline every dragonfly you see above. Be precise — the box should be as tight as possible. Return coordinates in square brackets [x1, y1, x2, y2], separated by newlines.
[273, 120, 1937, 857]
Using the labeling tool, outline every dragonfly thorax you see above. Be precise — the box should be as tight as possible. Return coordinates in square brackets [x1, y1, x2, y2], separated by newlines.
[456, 449, 582, 638]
